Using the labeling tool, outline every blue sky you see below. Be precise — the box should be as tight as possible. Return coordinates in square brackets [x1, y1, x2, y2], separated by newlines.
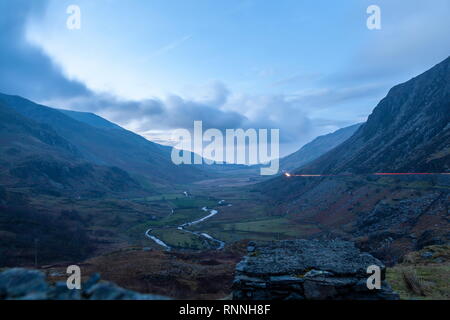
[1, 0, 449, 156]
[28, 0, 363, 99]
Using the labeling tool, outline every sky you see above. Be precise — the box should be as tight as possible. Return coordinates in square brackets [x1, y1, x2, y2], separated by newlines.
[1, 0, 449, 158]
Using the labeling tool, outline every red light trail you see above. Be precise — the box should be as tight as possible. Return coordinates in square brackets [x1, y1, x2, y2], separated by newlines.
[284, 172, 449, 178]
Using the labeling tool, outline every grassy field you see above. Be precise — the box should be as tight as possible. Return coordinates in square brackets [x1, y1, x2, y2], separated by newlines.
[152, 229, 214, 250]
[221, 217, 318, 236]
[191, 216, 321, 243]
[183, 186, 323, 243]
[131, 186, 298, 249]
[387, 245, 450, 300]
[126, 192, 225, 249]
[169, 197, 218, 209]
[0, 190, 175, 266]
[0, 186, 245, 264]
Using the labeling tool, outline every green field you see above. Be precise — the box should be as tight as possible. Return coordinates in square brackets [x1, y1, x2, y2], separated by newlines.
[169, 197, 218, 209]
[221, 217, 316, 234]
[152, 228, 214, 250]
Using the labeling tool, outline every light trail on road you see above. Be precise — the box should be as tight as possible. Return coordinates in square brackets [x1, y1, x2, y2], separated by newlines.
[284, 172, 450, 178]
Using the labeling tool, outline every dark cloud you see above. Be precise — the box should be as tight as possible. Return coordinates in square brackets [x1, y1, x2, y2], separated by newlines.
[0, 0, 91, 100]
[68, 92, 247, 132]
[58, 87, 313, 144]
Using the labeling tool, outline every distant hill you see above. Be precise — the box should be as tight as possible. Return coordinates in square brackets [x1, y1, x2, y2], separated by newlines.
[280, 123, 362, 172]
[0, 93, 213, 186]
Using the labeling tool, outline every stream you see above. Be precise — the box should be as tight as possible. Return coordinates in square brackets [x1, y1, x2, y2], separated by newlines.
[144, 198, 226, 251]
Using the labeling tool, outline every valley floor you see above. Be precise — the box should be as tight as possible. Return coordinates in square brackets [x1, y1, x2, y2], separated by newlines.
[1, 174, 449, 300]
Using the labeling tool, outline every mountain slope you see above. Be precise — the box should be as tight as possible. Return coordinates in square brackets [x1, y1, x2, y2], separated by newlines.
[280, 123, 362, 171]
[258, 57, 450, 264]
[0, 102, 144, 197]
[299, 57, 450, 175]
[58, 109, 124, 130]
[0, 93, 213, 185]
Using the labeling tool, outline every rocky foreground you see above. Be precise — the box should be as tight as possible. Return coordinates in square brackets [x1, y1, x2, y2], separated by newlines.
[232, 240, 399, 300]
[0, 268, 169, 300]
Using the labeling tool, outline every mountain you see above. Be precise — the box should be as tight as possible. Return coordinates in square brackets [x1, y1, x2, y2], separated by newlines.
[0, 93, 213, 186]
[258, 57, 450, 264]
[58, 109, 125, 130]
[0, 101, 144, 197]
[280, 123, 362, 172]
[0, 95, 212, 265]
[299, 57, 450, 175]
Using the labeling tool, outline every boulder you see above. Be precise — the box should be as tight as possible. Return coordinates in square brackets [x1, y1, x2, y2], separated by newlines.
[0, 268, 48, 299]
[0, 268, 170, 300]
[84, 282, 168, 300]
[232, 239, 399, 300]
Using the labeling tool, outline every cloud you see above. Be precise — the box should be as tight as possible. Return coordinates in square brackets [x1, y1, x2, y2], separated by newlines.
[223, 93, 313, 143]
[52, 82, 315, 146]
[0, 0, 90, 100]
[287, 83, 388, 110]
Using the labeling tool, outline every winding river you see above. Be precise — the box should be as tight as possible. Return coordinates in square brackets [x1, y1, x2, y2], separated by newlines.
[145, 200, 226, 251]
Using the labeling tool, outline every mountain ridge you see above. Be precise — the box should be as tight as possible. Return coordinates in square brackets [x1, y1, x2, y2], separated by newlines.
[0, 93, 213, 186]
[0, 101, 146, 197]
[280, 123, 363, 172]
[297, 56, 450, 175]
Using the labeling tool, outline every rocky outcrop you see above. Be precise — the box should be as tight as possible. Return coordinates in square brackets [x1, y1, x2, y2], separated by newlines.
[232, 240, 399, 300]
[355, 192, 444, 236]
[0, 268, 170, 300]
[355, 190, 450, 265]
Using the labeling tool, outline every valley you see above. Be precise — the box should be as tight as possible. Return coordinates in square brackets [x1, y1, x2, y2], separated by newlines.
[0, 57, 448, 300]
